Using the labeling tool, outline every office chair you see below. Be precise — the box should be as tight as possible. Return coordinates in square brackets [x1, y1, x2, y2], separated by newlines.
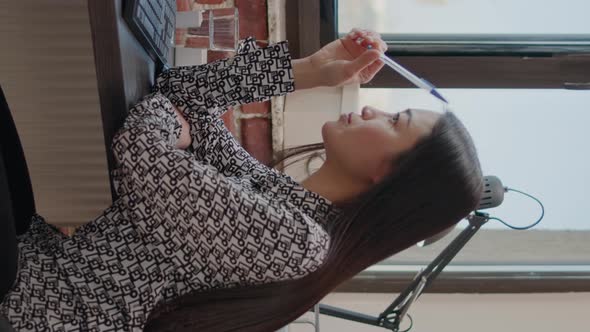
[0, 84, 36, 303]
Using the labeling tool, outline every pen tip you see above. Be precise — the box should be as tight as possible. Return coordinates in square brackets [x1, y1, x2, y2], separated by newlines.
[431, 90, 449, 104]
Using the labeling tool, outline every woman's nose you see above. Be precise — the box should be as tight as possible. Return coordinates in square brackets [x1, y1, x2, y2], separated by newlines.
[361, 106, 375, 119]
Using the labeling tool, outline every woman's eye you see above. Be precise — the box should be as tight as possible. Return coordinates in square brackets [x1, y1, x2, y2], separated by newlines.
[391, 113, 401, 125]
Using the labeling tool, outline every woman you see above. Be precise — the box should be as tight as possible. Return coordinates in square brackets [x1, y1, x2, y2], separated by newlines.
[1, 29, 483, 331]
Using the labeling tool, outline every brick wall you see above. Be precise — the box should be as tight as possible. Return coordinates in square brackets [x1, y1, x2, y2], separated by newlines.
[180, 0, 274, 166]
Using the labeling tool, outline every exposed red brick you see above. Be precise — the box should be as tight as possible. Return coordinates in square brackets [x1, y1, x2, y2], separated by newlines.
[241, 101, 270, 115]
[207, 50, 235, 62]
[235, 0, 268, 40]
[185, 36, 209, 48]
[241, 118, 273, 165]
[176, 0, 192, 11]
[221, 107, 237, 136]
[175, 28, 187, 46]
[196, 0, 225, 4]
[188, 20, 209, 35]
[212, 35, 238, 50]
[213, 7, 236, 16]
[255, 40, 269, 48]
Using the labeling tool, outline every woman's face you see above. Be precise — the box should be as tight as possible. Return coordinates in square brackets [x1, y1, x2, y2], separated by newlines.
[322, 106, 440, 183]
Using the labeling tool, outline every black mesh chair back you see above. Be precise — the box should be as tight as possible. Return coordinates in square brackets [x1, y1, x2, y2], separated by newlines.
[0, 84, 36, 300]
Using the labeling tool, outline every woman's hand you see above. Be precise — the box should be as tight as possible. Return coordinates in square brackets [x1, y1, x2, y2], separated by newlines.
[173, 106, 192, 150]
[292, 29, 388, 90]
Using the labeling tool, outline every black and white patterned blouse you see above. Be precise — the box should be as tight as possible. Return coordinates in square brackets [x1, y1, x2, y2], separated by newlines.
[0, 38, 336, 332]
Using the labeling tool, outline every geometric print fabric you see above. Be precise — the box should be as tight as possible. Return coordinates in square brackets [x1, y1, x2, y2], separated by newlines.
[1, 38, 337, 331]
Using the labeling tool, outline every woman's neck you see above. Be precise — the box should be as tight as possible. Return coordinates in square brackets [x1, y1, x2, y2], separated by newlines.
[300, 161, 371, 204]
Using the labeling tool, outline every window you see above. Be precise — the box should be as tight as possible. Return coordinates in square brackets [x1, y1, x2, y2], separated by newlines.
[339, 0, 589, 34]
[350, 88, 590, 292]
[288, 0, 590, 89]
[287, 0, 590, 292]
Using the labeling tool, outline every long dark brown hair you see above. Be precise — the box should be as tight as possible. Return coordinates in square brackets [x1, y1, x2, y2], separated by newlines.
[145, 111, 484, 331]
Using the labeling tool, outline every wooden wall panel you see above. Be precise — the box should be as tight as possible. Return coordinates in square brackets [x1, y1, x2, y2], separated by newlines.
[0, 0, 111, 227]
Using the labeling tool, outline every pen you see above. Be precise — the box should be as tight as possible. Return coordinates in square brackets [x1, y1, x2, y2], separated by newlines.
[367, 44, 449, 105]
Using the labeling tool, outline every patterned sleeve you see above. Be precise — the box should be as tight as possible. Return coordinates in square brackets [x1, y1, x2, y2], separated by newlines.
[154, 37, 297, 181]
[153, 37, 294, 120]
[111, 94, 329, 287]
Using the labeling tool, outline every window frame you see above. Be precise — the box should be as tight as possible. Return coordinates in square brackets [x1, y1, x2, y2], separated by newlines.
[288, 0, 590, 89]
[286, 0, 590, 293]
[336, 268, 590, 293]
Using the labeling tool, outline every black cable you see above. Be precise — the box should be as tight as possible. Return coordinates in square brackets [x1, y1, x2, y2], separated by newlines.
[487, 187, 545, 230]
[398, 314, 413, 332]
